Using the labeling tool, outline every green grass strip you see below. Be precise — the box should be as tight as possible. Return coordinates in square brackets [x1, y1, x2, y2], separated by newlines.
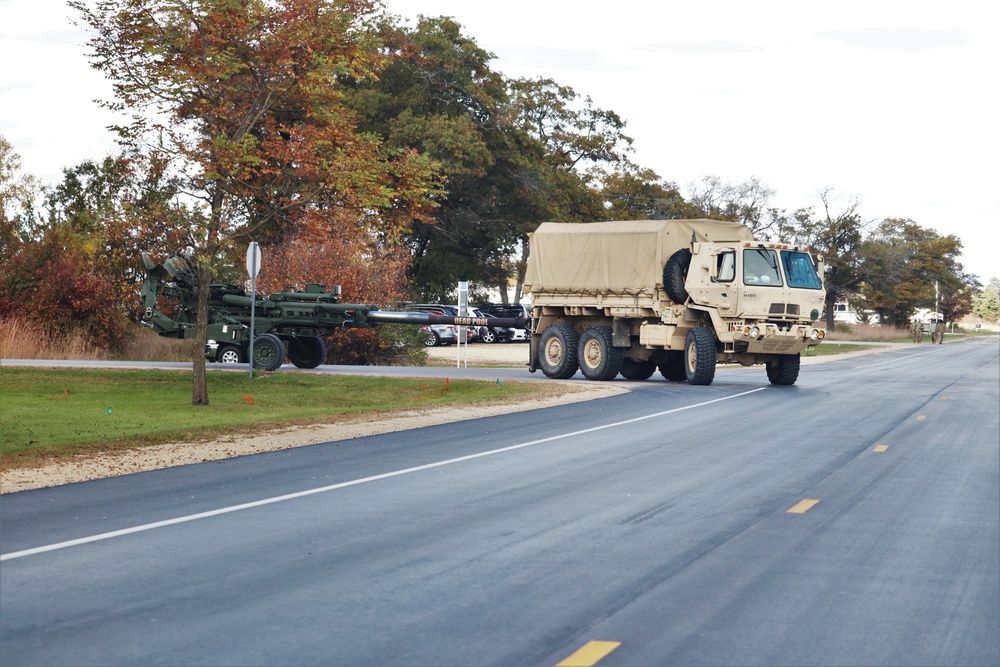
[0, 368, 536, 466]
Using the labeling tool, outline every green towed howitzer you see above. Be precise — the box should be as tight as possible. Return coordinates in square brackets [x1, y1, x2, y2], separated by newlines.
[140, 253, 528, 371]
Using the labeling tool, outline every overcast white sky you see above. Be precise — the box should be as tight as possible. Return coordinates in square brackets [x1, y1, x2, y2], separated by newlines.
[1, 0, 997, 281]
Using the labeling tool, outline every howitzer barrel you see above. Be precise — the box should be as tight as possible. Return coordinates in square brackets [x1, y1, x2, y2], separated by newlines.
[367, 311, 529, 329]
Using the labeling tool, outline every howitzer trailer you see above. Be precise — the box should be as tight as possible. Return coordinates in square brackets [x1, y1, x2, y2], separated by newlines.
[140, 253, 527, 371]
[524, 219, 827, 385]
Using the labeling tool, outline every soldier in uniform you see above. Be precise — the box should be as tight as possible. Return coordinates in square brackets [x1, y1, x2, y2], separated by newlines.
[911, 319, 922, 343]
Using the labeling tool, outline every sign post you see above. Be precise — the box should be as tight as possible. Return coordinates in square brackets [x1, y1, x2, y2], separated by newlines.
[246, 242, 262, 376]
[457, 280, 469, 368]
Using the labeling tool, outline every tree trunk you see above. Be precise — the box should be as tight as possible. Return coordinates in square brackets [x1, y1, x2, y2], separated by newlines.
[191, 262, 212, 406]
[825, 292, 837, 331]
[513, 233, 529, 305]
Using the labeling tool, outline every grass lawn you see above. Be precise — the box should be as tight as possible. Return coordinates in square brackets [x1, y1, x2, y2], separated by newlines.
[0, 368, 538, 468]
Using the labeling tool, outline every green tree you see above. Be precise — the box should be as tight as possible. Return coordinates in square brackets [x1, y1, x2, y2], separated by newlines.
[0, 135, 41, 256]
[347, 18, 641, 304]
[73, 0, 436, 404]
[43, 153, 184, 324]
[686, 174, 779, 237]
[973, 277, 1000, 323]
[938, 273, 979, 325]
[600, 165, 701, 221]
[859, 217, 965, 326]
[789, 189, 868, 330]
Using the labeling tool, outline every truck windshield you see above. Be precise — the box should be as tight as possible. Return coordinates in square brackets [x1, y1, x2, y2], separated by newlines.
[743, 249, 782, 286]
[780, 251, 823, 289]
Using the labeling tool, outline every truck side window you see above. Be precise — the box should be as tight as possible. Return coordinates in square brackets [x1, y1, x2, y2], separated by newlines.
[716, 251, 735, 282]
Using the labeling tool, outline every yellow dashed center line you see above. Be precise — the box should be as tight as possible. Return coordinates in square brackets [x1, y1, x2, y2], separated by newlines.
[873, 444, 889, 452]
[916, 415, 927, 420]
[555, 640, 622, 666]
[787, 499, 820, 514]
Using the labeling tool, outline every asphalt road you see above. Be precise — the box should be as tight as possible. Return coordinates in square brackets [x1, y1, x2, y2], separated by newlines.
[2, 338, 998, 666]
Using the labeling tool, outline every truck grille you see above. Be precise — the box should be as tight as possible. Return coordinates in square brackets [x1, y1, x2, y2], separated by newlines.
[761, 338, 799, 352]
[768, 303, 800, 316]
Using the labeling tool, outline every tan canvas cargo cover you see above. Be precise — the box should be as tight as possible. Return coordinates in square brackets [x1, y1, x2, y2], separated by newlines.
[524, 219, 754, 294]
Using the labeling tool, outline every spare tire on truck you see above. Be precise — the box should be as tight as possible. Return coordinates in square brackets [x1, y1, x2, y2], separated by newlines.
[663, 248, 692, 304]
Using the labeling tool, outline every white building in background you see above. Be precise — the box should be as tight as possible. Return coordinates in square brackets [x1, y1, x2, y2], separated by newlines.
[832, 302, 859, 324]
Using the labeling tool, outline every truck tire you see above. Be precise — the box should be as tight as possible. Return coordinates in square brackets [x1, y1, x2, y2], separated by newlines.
[620, 357, 657, 380]
[658, 351, 687, 381]
[252, 333, 285, 372]
[684, 328, 716, 385]
[288, 336, 327, 369]
[577, 326, 623, 381]
[217, 344, 245, 364]
[539, 323, 580, 379]
[664, 248, 692, 304]
[766, 353, 800, 386]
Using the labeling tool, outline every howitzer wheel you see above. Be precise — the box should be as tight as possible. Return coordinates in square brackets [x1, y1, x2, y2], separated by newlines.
[252, 333, 285, 372]
[288, 336, 327, 369]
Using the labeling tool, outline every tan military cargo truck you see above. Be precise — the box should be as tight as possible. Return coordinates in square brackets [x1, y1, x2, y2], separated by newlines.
[523, 219, 827, 385]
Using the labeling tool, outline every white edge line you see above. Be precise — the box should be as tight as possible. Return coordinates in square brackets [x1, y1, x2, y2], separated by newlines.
[2, 387, 766, 561]
[852, 350, 937, 369]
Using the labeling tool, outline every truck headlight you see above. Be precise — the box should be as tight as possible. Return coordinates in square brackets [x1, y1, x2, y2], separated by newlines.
[749, 326, 760, 338]
[809, 329, 820, 341]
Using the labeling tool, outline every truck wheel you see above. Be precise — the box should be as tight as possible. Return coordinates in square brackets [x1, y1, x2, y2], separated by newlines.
[684, 328, 717, 385]
[620, 357, 656, 380]
[658, 351, 687, 381]
[217, 344, 245, 364]
[538, 323, 580, 379]
[766, 353, 800, 386]
[288, 336, 327, 369]
[252, 333, 285, 372]
[664, 248, 692, 304]
[578, 326, 623, 381]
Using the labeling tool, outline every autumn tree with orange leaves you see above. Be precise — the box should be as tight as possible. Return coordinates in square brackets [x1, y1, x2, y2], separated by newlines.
[72, 0, 439, 404]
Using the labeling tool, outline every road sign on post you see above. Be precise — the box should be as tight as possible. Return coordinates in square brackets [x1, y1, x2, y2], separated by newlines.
[247, 242, 262, 376]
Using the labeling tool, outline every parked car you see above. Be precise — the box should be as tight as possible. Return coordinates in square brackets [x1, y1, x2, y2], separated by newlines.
[477, 303, 531, 342]
[407, 304, 472, 345]
[420, 323, 461, 347]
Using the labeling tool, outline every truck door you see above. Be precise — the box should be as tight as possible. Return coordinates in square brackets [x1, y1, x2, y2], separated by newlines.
[689, 247, 738, 316]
